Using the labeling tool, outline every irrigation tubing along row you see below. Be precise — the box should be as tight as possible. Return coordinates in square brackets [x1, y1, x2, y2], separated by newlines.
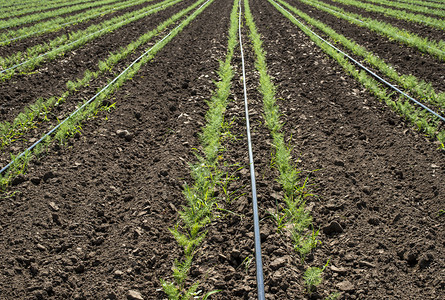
[0, 0, 141, 45]
[0, 0, 175, 75]
[308, 0, 445, 56]
[0, 0, 212, 176]
[271, 0, 445, 122]
[238, 1, 266, 299]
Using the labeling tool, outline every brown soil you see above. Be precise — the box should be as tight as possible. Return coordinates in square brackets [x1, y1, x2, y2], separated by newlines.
[0, 0, 444, 299]
[0, 0, 126, 34]
[316, 0, 445, 43]
[0, 0, 193, 124]
[288, 0, 445, 94]
[0, 0, 168, 58]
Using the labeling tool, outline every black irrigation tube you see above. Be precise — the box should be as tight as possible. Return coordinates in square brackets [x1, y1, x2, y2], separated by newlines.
[306, 0, 445, 56]
[0, 0, 174, 75]
[238, 1, 265, 299]
[0, 0, 210, 176]
[271, 0, 445, 123]
[0, 0, 142, 45]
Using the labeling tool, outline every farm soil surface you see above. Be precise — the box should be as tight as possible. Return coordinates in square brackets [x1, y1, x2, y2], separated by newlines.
[315, 0, 445, 43]
[289, 0, 445, 94]
[0, 0, 194, 124]
[0, 0, 444, 299]
[0, 0, 127, 36]
[253, 0, 445, 298]
[0, 0, 230, 298]
[0, 0, 168, 58]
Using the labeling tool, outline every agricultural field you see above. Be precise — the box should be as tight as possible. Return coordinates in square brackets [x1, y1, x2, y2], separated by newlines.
[0, 0, 443, 298]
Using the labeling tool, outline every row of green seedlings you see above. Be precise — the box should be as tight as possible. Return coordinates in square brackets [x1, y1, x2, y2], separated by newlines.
[276, 1, 445, 120]
[0, 0, 63, 10]
[0, 0, 154, 44]
[0, 0, 205, 150]
[393, 0, 445, 10]
[1, 0, 92, 19]
[161, 0, 240, 298]
[297, 0, 445, 61]
[327, 0, 445, 30]
[243, 0, 338, 297]
[361, 0, 445, 18]
[0, 0, 213, 190]
[270, 0, 445, 148]
[0, 0, 179, 79]
[0, 0, 124, 30]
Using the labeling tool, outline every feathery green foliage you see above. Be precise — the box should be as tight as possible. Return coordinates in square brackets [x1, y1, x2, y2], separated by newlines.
[297, 0, 445, 61]
[244, 0, 318, 261]
[161, 0, 239, 297]
[271, 0, 445, 146]
[0, 0, 213, 190]
[0, 0, 180, 79]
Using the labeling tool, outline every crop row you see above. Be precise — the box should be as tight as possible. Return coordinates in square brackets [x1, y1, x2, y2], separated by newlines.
[1, 0, 92, 20]
[162, 0, 335, 297]
[162, 0, 236, 296]
[0, 0, 70, 10]
[0, 0, 179, 79]
[298, 0, 445, 61]
[278, 1, 445, 114]
[0, 0, 212, 188]
[325, 0, 445, 30]
[392, 0, 445, 9]
[0, 0, 124, 30]
[360, 0, 445, 18]
[0, 0, 192, 152]
[271, 0, 445, 147]
[0, 0, 60, 11]
[0, 0, 158, 45]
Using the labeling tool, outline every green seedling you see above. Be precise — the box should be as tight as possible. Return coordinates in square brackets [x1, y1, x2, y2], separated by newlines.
[303, 259, 330, 295]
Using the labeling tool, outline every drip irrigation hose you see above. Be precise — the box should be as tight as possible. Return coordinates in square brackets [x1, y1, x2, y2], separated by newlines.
[0, 0, 212, 176]
[238, 1, 266, 299]
[307, 0, 445, 56]
[0, 0, 138, 45]
[271, 0, 445, 122]
[0, 0, 176, 75]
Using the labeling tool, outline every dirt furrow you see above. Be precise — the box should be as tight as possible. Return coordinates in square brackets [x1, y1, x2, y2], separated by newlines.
[0, 0, 167, 58]
[252, 0, 445, 298]
[0, 0, 231, 298]
[287, 0, 445, 93]
[0, 0, 194, 122]
[315, 0, 445, 41]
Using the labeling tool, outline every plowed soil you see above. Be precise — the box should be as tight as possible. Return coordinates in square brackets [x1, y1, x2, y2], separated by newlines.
[315, 0, 445, 43]
[0, 0, 443, 299]
[0, 0, 193, 123]
[287, 0, 445, 93]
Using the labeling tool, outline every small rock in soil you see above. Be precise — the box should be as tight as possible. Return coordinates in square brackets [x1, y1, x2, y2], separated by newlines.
[359, 260, 376, 268]
[362, 186, 372, 195]
[36, 244, 46, 251]
[116, 129, 133, 141]
[48, 202, 59, 211]
[74, 264, 85, 273]
[334, 159, 344, 167]
[270, 257, 287, 270]
[127, 290, 144, 300]
[43, 171, 56, 182]
[323, 221, 344, 235]
[368, 217, 380, 226]
[336, 280, 354, 292]
[114, 270, 124, 277]
[330, 265, 348, 274]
